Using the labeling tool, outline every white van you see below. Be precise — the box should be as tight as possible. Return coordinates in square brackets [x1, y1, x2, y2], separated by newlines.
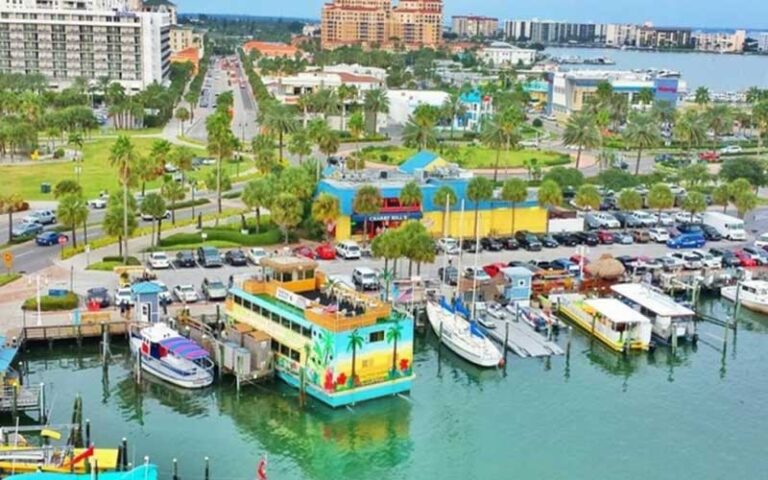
[701, 211, 746, 241]
[336, 240, 362, 259]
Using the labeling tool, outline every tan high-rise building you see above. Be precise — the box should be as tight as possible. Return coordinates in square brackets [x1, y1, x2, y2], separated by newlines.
[321, 0, 442, 51]
[451, 16, 498, 38]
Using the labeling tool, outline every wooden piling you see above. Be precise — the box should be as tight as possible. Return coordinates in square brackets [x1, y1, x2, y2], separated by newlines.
[503, 321, 509, 361]
[204, 456, 210, 480]
[93, 459, 99, 480]
[567, 326, 573, 356]
[85, 419, 91, 446]
[121, 438, 128, 471]
[39, 382, 46, 425]
[172, 458, 179, 480]
[11, 385, 17, 421]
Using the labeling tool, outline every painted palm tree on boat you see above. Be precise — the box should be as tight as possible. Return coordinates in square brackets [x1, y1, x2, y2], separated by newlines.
[386, 321, 403, 376]
[347, 329, 365, 388]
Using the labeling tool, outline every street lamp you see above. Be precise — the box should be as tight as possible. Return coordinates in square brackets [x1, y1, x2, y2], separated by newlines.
[27, 274, 49, 327]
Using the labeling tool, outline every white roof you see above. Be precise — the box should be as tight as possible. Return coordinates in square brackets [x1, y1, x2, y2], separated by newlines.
[584, 298, 651, 324]
[611, 283, 695, 317]
[141, 323, 180, 342]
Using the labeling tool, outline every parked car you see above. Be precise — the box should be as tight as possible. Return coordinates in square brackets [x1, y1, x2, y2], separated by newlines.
[436, 237, 461, 255]
[584, 213, 603, 230]
[552, 258, 580, 276]
[709, 248, 743, 268]
[12, 222, 43, 238]
[719, 145, 743, 155]
[151, 281, 173, 306]
[652, 212, 675, 226]
[24, 210, 56, 225]
[247, 247, 268, 265]
[483, 262, 508, 278]
[648, 228, 670, 243]
[677, 223, 704, 235]
[514, 231, 542, 251]
[586, 212, 620, 229]
[675, 212, 702, 224]
[197, 246, 223, 268]
[596, 230, 615, 245]
[573, 231, 599, 246]
[148, 252, 171, 269]
[613, 232, 634, 244]
[668, 252, 703, 270]
[733, 250, 758, 267]
[690, 249, 722, 269]
[755, 232, 768, 249]
[292, 245, 316, 260]
[480, 237, 503, 251]
[570, 254, 590, 266]
[700, 224, 723, 241]
[352, 267, 379, 290]
[88, 198, 107, 209]
[698, 150, 720, 162]
[667, 232, 706, 249]
[438, 266, 459, 285]
[86, 288, 111, 308]
[140, 210, 171, 222]
[35, 231, 63, 246]
[613, 212, 642, 229]
[658, 256, 685, 272]
[615, 255, 638, 270]
[115, 287, 134, 307]
[464, 266, 491, 282]
[175, 251, 196, 268]
[225, 249, 249, 266]
[632, 211, 656, 227]
[500, 237, 520, 250]
[315, 243, 336, 260]
[552, 232, 579, 246]
[336, 240, 362, 260]
[742, 246, 768, 265]
[202, 278, 228, 301]
[173, 284, 200, 303]
[538, 234, 559, 248]
[632, 230, 650, 243]
[461, 239, 483, 253]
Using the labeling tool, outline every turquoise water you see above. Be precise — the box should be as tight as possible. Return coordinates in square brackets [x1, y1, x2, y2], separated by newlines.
[545, 47, 768, 91]
[8, 298, 768, 480]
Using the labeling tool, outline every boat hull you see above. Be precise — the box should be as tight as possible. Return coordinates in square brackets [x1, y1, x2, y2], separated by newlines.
[130, 337, 214, 389]
[721, 286, 768, 314]
[557, 302, 650, 352]
[426, 302, 502, 368]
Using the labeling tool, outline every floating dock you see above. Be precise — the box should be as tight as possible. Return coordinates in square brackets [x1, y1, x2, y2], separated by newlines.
[482, 317, 564, 358]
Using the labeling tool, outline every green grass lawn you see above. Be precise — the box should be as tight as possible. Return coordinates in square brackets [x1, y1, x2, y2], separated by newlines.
[0, 136, 264, 200]
[363, 145, 570, 169]
[0, 273, 21, 287]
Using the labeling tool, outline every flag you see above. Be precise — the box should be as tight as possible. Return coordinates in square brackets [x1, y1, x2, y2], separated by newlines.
[64, 444, 95, 467]
[256, 455, 267, 480]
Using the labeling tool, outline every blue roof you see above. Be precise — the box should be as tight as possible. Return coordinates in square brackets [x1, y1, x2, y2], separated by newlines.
[0, 336, 18, 373]
[131, 282, 163, 295]
[459, 90, 482, 104]
[398, 151, 439, 174]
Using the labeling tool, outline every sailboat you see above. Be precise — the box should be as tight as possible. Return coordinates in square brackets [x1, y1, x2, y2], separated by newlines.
[426, 200, 502, 368]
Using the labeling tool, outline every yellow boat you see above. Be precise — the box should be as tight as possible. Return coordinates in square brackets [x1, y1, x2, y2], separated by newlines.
[0, 446, 118, 473]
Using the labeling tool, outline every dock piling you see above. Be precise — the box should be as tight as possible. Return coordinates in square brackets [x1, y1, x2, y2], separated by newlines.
[566, 326, 573, 356]
[172, 458, 179, 480]
[121, 438, 128, 471]
[85, 419, 90, 446]
[39, 382, 46, 425]
[204, 456, 210, 480]
[503, 321, 509, 362]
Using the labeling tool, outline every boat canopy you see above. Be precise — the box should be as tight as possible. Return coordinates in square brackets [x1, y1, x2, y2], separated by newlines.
[611, 283, 695, 317]
[585, 299, 651, 325]
[158, 336, 209, 360]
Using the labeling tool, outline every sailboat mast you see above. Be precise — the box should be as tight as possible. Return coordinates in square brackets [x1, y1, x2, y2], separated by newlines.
[454, 200, 465, 303]
[441, 195, 449, 288]
[471, 214, 481, 320]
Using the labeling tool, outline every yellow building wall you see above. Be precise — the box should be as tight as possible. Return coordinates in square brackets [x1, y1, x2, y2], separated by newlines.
[423, 157, 449, 172]
[334, 215, 352, 242]
[425, 207, 548, 237]
[227, 304, 309, 358]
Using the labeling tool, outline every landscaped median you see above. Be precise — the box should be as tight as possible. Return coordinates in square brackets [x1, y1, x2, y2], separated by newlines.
[0, 273, 22, 287]
[154, 221, 287, 251]
[359, 145, 571, 170]
[86, 256, 141, 271]
[22, 291, 79, 311]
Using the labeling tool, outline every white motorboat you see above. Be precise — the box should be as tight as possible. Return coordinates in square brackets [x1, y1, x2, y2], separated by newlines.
[130, 323, 215, 389]
[611, 283, 696, 344]
[426, 300, 502, 368]
[721, 280, 768, 315]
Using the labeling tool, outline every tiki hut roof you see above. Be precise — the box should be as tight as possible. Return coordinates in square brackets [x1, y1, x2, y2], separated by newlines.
[585, 254, 625, 280]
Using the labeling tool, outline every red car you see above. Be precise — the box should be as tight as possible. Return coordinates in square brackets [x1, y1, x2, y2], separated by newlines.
[733, 250, 757, 267]
[596, 230, 615, 245]
[570, 255, 590, 266]
[315, 243, 336, 260]
[483, 262, 507, 278]
[698, 150, 721, 162]
[293, 245, 317, 260]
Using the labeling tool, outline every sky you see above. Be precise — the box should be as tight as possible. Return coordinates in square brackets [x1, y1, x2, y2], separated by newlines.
[175, 0, 768, 29]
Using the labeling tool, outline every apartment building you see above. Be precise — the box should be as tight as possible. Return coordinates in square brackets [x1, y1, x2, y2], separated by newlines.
[138, 0, 175, 25]
[635, 26, 692, 49]
[758, 33, 768, 52]
[692, 30, 746, 53]
[451, 15, 498, 38]
[0, 0, 171, 92]
[605, 23, 638, 47]
[321, 0, 442, 50]
[479, 41, 536, 67]
[503, 19, 605, 44]
[169, 25, 203, 54]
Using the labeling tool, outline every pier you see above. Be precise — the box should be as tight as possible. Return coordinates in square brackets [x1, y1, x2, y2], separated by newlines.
[482, 317, 564, 358]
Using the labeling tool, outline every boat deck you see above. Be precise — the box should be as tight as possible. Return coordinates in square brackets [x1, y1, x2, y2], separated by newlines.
[482, 317, 564, 358]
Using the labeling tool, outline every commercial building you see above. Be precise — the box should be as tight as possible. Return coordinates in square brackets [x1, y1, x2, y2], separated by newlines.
[170, 47, 199, 74]
[635, 26, 692, 49]
[692, 30, 746, 53]
[262, 68, 384, 106]
[169, 25, 203, 55]
[758, 33, 768, 52]
[321, 0, 443, 51]
[137, 0, 176, 25]
[0, 0, 171, 92]
[386, 89, 449, 126]
[451, 15, 498, 38]
[316, 151, 547, 241]
[479, 41, 536, 67]
[547, 70, 687, 119]
[503, 19, 605, 44]
[242, 40, 299, 59]
[456, 89, 492, 132]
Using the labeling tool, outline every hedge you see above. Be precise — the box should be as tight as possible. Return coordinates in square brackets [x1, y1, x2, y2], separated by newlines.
[222, 191, 242, 199]
[0, 273, 21, 287]
[22, 292, 79, 311]
[102, 255, 141, 265]
[169, 198, 209, 210]
[87, 256, 140, 271]
[158, 226, 285, 248]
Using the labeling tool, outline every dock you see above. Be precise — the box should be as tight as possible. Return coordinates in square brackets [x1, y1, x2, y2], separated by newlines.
[482, 316, 564, 358]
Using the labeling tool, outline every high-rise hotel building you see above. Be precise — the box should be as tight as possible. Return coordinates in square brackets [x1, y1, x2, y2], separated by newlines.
[321, 0, 443, 51]
[0, 0, 171, 92]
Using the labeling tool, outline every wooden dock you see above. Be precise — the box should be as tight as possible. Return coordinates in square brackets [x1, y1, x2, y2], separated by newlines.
[482, 316, 564, 358]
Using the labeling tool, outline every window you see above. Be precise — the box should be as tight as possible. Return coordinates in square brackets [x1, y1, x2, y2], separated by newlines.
[369, 331, 384, 343]
[281, 317, 290, 328]
[234, 296, 242, 306]
[301, 327, 312, 338]
[291, 322, 301, 334]
[290, 350, 300, 362]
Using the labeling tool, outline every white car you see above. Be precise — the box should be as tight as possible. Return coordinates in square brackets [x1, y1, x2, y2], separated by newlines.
[658, 256, 685, 272]
[151, 281, 173, 305]
[667, 252, 703, 270]
[690, 249, 722, 269]
[173, 284, 199, 303]
[464, 266, 491, 282]
[653, 212, 675, 226]
[437, 237, 460, 255]
[247, 247, 268, 265]
[140, 210, 171, 222]
[23, 210, 56, 225]
[648, 228, 670, 243]
[148, 252, 171, 269]
[114, 287, 134, 307]
[88, 198, 107, 209]
[336, 240, 361, 260]
[592, 212, 620, 229]
[674, 211, 702, 224]
[632, 210, 656, 227]
[755, 233, 768, 249]
[719, 145, 743, 155]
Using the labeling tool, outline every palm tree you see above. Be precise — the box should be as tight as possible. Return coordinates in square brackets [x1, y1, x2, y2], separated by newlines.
[109, 135, 136, 263]
[161, 179, 185, 225]
[141, 193, 166, 247]
[482, 108, 523, 182]
[694, 87, 711, 108]
[242, 178, 274, 232]
[536, 180, 562, 232]
[363, 88, 389, 134]
[617, 189, 642, 229]
[175, 107, 190, 134]
[262, 103, 298, 161]
[296, 93, 314, 129]
[647, 183, 673, 225]
[149, 139, 172, 176]
[752, 100, 768, 158]
[102, 203, 136, 258]
[353, 185, 382, 243]
[337, 84, 357, 131]
[674, 110, 707, 158]
[68, 132, 85, 183]
[252, 134, 277, 174]
[399, 180, 422, 210]
[432, 185, 457, 235]
[385, 320, 403, 376]
[287, 129, 312, 163]
[206, 112, 238, 214]
[54, 180, 82, 199]
[623, 112, 661, 175]
[311, 192, 340, 241]
[346, 329, 365, 388]
[574, 184, 601, 211]
[348, 111, 365, 147]
[501, 178, 527, 235]
[317, 129, 340, 179]
[734, 190, 758, 219]
[712, 184, 731, 213]
[170, 145, 195, 183]
[371, 230, 402, 296]
[682, 191, 707, 223]
[271, 193, 303, 243]
[57, 194, 88, 249]
[403, 114, 438, 150]
[467, 176, 493, 239]
[442, 92, 467, 139]
[706, 104, 734, 149]
[0, 194, 24, 243]
[636, 87, 654, 106]
[313, 88, 341, 122]
[562, 112, 600, 169]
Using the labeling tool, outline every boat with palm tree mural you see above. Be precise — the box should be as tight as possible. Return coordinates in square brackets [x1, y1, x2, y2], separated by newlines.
[225, 255, 415, 408]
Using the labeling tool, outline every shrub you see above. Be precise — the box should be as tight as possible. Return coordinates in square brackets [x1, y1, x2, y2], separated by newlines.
[532, 118, 543, 128]
[102, 256, 140, 265]
[169, 198, 209, 210]
[53, 148, 65, 159]
[158, 226, 286, 248]
[22, 292, 79, 311]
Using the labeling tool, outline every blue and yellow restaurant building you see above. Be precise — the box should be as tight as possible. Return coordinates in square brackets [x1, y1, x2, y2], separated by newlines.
[316, 150, 548, 242]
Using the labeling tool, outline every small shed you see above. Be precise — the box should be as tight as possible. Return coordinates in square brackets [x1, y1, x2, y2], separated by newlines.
[501, 267, 533, 306]
[131, 281, 163, 323]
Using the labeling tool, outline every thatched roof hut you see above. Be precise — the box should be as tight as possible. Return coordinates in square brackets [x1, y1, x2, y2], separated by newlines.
[585, 254, 625, 280]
